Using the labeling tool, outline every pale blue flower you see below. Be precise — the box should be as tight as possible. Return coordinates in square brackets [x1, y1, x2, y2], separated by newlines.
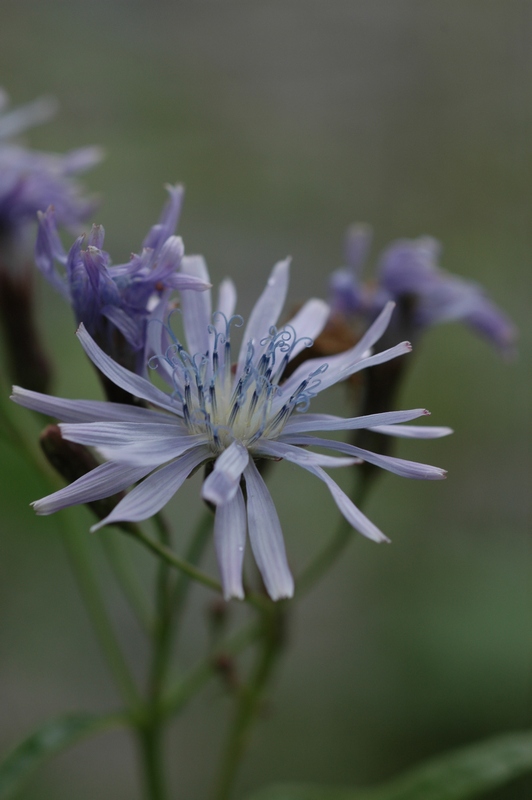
[329, 225, 516, 354]
[12, 259, 451, 601]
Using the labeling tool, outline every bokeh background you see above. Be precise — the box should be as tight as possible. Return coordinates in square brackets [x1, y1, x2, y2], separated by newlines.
[0, 2, 530, 798]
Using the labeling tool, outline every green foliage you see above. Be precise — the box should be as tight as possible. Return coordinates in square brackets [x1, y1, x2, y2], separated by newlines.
[247, 730, 532, 800]
[0, 712, 124, 799]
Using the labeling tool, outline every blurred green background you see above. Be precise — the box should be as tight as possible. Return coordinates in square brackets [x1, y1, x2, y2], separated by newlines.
[0, 2, 530, 798]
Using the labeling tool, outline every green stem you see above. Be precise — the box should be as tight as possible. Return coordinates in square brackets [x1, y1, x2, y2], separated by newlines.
[136, 511, 215, 799]
[170, 510, 214, 628]
[138, 725, 166, 800]
[60, 516, 140, 709]
[98, 533, 153, 635]
[137, 512, 173, 800]
[126, 524, 270, 613]
[147, 512, 173, 703]
[149, 510, 214, 706]
[213, 604, 285, 800]
[161, 621, 261, 721]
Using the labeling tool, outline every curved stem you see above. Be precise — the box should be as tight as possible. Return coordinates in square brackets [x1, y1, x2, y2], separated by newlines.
[161, 621, 261, 721]
[60, 520, 140, 709]
[212, 603, 285, 800]
[98, 533, 153, 635]
[126, 524, 270, 613]
[170, 510, 214, 631]
[150, 510, 214, 703]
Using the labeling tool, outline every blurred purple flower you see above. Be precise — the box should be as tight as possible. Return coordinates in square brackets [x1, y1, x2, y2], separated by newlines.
[329, 225, 516, 355]
[0, 89, 101, 241]
[12, 258, 451, 601]
[35, 185, 211, 375]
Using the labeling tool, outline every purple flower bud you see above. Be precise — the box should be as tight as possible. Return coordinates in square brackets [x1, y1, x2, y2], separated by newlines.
[36, 186, 211, 388]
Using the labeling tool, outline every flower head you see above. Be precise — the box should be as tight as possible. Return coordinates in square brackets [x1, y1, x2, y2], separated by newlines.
[329, 225, 516, 354]
[35, 186, 211, 374]
[0, 89, 101, 242]
[12, 259, 451, 601]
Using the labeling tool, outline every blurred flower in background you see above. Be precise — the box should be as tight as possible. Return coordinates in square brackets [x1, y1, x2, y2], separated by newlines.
[0, 88, 101, 252]
[0, 88, 101, 393]
[322, 225, 517, 478]
[329, 224, 517, 355]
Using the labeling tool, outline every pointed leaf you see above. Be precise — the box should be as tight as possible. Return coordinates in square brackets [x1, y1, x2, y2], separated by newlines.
[246, 730, 532, 800]
[0, 712, 124, 799]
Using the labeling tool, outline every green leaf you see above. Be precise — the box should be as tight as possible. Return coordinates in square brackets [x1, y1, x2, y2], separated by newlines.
[247, 730, 532, 800]
[0, 712, 125, 799]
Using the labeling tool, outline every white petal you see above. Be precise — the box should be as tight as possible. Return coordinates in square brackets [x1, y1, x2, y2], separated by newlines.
[11, 386, 168, 423]
[236, 258, 291, 379]
[32, 462, 153, 515]
[202, 441, 249, 505]
[369, 425, 453, 439]
[244, 459, 294, 600]
[217, 278, 237, 320]
[214, 487, 247, 600]
[337, 300, 396, 363]
[294, 461, 389, 543]
[144, 294, 182, 388]
[91, 445, 211, 530]
[282, 299, 330, 360]
[253, 439, 357, 468]
[282, 408, 431, 435]
[280, 434, 447, 480]
[180, 255, 212, 357]
[59, 420, 187, 447]
[98, 434, 209, 466]
[273, 340, 411, 410]
[77, 325, 181, 415]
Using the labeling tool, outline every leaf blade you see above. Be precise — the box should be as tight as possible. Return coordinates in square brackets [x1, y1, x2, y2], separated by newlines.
[246, 730, 532, 800]
[0, 712, 125, 799]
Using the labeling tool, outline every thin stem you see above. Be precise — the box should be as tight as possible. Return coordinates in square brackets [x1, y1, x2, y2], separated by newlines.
[138, 726, 166, 800]
[137, 512, 173, 800]
[146, 512, 173, 702]
[170, 510, 214, 628]
[213, 604, 285, 800]
[297, 474, 372, 596]
[161, 621, 261, 721]
[126, 524, 270, 613]
[60, 516, 140, 709]
[127, 524, 221, 592]
[136, 511, 215, 799]
[98, 533, 153, 635]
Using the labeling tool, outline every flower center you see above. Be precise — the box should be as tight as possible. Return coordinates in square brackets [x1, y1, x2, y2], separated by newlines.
[150, 313, 326, 452]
